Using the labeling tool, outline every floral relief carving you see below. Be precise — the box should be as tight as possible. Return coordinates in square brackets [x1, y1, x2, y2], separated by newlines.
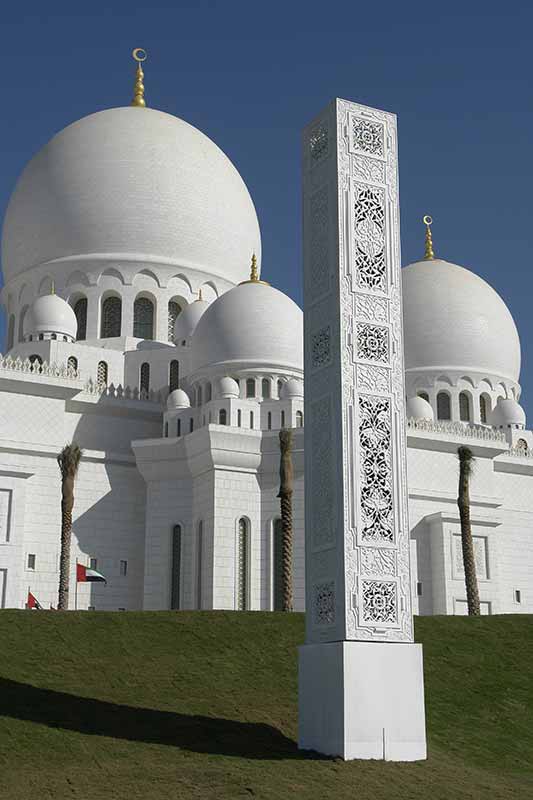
[311, 396, 335, 548]
[355, 293, 388, 323]
[309, 187, 330, 300]
[361, 579, 397, 624]
[360, 548, 396, 575]
[357, 365, 390, 394]
[312, 326, 331, 368]
[351, 117, 385, 158]
[314, 581, 336, 625]
[309, 125, 329, 162]
[352, 155, 385, 184]
[359, 395, 393, 543]
[353, 184, 386, 293]
[357, 323, 389, 363]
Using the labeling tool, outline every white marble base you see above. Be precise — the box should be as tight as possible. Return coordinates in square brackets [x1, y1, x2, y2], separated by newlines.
[298, 640, 427, 761]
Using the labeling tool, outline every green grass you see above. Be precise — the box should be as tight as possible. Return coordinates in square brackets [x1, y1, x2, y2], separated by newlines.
[0, 611, 532, 799]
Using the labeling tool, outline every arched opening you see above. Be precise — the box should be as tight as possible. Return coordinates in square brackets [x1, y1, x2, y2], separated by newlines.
[267, 411, 272, 430]
[516, 438, 528, 451]
[168, 300, 182, 342]
[100, 296, 122, 338]
[133, 297, 154, 340]
[97, 361, 108, 386]
[73, 298, 87, 341]
[196, 521, 203, 609]
[273, 518, 283, 611]
[237, 518, 249, 611]
[18, 306, 29, 343]
[170, 524, 182, 610]
[281, 410, 286, 428]
[459, 391, 471, 422]
[417, 391, 429, 402]
[250, 411, 254, 429]
[6, 315, 15, 350]
[197, 385, 203, 407]
[296, 410, 304, 427]
[480, 393, 491, 424]
[140, 362, 150, 393]
[246, 378, 255, 398]
[67, 356, 78, 372]
[169, 360, 179, 392]
[436, 392, 451, 421]
[189, 418, 194, 433]
[164, 422, 169, 437]
[206, 382, 212, 402]
[177, 418, 181, 437]
[219, 408, 227, 425]
[277, 379, 284, 398]
[237, 409, 242, 428]
[262, 378, 271, 399]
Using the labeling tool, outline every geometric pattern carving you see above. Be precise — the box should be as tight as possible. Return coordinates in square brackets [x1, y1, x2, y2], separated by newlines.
[357, 364, 390, 394]
[309, 125, 329, 163]
[361, 579, 397, 624]
[314, 581, 335, 625]
[359, 395, 393, 542]
[353, 184, 386, 293]
[312, 326, 331, 368]
[311, 397, 335, 548]
[310, 188, 330, 300]
[453, 534, 488, 581]
[351, 117, 384, 158]
[356, 323, 389, 363]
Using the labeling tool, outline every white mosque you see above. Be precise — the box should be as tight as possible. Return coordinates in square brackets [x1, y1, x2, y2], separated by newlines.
[0, 59, 531, 615]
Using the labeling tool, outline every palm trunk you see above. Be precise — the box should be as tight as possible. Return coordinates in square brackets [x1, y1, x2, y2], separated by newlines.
[57, 477, 74, 610]
[457, 446, 480, 616]
[278, 429, 294, 612]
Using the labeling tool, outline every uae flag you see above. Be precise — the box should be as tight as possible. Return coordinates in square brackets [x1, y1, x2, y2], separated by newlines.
[76, 563, 107, 583]
[27, 591, 43, 609]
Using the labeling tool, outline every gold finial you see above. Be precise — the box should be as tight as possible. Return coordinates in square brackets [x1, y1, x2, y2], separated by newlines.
[131, 48, 147, 107]
[50, 280, 55, 295]
[423, 215, 435, 260]
[198, 288, 203, 301]
[250, 253, 259, 282]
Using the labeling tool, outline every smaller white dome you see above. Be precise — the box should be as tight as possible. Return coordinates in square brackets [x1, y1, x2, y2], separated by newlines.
[27, 294, 77, 340]
[218, 376, 239, 398]
[489, 397, 526, 428]
[174, 300, 210, 343]
[281, 378, 304, 399]
[167, 389, 191, 410]
[406, 396, 434, 421]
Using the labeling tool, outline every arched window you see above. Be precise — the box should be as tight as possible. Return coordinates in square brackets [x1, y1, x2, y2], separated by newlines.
[140, 363, 150, 393]
[169, 360, 179, 392]
[206, 382, 212, 402]
[517, 438, 528, 451]
[277, 379, 284, 398]
[189, 418, 194, 433]
[73, 298, 87, 341]
[237, 409, 242, 428]
[171, 524, 182, 610]
[67, 356, 78, 372]
[197, 386, 203, 407]
[459, 392, 471, 422]
[133, 297, 154, 340]
[480, 394, 490, 424]
[417, 391, 429, 402]
[177, 418, 181, 437]
[437, 392, 451, 421]
[237, 518, 249, 611]
[196, 521, 203, 609]
[246, 378, 255, 398]
[267, 411, 272, 430]
[38, 333, 44, 341]
[101, 296, 122, 338]
[281, 410, 286, 428]
[164, 422, 169, 437]
[7, 315, 14, 350]
[51, 334, 57, 340]
[219, 408, 227, 425]
[262, 378, 271, 399]
[168, 300, 181, 342]
[18, 306, 29, 343]
[97, 360, 108, 386]
[296, 410, 304, 427]
[250, 411, 254, 429]
[273, 518, 283, 611]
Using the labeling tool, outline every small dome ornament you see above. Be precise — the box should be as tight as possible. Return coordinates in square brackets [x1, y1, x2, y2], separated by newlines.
[423, 215, 435, 260]
[131, 48, 147, 107]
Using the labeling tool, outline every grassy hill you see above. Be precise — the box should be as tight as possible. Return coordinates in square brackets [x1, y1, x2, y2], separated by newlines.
[0, 611, 532, 799]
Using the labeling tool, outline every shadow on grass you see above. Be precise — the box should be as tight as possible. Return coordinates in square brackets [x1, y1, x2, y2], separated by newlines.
[0, 678, 323, 761]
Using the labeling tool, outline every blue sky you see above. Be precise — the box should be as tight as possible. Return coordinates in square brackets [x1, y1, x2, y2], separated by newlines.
[1, 1, 532, 413]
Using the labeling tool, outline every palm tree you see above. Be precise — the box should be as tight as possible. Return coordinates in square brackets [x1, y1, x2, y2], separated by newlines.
[57, 443, 83, 611]
[457, 445, 480, 616]
[277, 428, 294, 612]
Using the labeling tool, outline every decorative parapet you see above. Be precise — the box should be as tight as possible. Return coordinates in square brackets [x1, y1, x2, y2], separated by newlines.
[0, 353, 80, 380]
[82, 379, 166, 406]
[407, 418, 506, 444]
[508, 445, 533, 458]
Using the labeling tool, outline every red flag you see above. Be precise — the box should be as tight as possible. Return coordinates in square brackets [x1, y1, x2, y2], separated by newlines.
[27, 591, 42, 610]
[76, 563, 86, 582]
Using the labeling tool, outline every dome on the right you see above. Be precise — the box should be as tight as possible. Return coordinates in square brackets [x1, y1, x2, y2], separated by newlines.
[402, 258, 521, 384]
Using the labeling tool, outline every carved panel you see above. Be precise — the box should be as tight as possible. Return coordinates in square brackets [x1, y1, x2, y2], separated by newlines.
[353, 184, 386, 293]
[309, 125, 329, 163]
[309, 187, 330, 300]
[360, 547, 396, 575]
[357, 364, 390, 394]
[310, 396, 335, 548]
[352, 154, 385, 184]
[355, 293, 388, 323]
[350, 117, 385, 158]
[314, 581, 335, 625]
[361, 579, 397, 624]
[453, 534, 488, 581]
[311, 326, 331, 369]
[359, 395, 393, 543]
[356, 323, 389, 363]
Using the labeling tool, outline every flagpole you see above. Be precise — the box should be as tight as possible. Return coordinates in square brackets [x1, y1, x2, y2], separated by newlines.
[75, 559, 78, 611]
[27, 585, 30, 610]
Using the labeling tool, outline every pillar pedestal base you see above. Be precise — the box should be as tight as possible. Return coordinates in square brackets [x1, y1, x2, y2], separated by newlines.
[298, 640, 427, 761]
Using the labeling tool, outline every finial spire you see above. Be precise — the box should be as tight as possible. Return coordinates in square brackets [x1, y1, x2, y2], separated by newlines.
[250, 253, 259, 282]
[198, 288, 203, 301]
[131, 48, 147, 107]
[423, 215, 435, 260]
[50, 280, 55, 295]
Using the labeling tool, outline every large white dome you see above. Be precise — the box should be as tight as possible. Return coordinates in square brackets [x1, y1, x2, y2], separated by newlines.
[1, 107, 261, 286]
[402, 259, 521, 383]
[191, 281, 303, 373]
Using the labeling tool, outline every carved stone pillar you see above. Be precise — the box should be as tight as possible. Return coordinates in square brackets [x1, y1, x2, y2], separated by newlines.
[300, 98, 426, 761]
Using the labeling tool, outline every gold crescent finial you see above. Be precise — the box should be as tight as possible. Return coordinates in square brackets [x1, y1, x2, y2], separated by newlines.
[131, 48, 147, 107]
[423, 215, 435, 260]
[198, 288, 203, 301]
[250, 253, 259, 282]
[50, 280, 55, 295]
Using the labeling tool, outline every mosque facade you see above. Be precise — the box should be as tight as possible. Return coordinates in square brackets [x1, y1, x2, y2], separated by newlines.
[0, 66, 532, 615]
